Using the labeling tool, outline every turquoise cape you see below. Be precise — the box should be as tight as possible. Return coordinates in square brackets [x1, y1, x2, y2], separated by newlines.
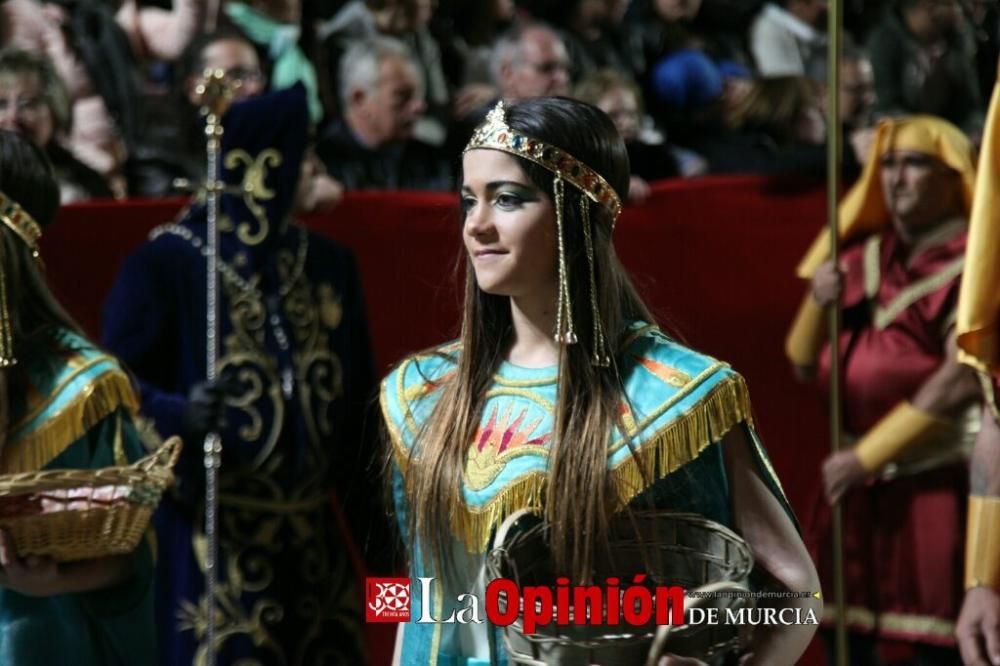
[380, 324, 792, 665]
[0, 329, 155, 665]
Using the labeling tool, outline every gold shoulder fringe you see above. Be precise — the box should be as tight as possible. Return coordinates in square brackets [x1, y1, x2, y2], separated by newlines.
[1, 369, 139, 474]
[451, 373, 753, 552]
[611, 373, 752, 506]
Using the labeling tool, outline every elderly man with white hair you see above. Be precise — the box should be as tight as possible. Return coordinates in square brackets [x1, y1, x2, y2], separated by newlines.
[317, 35, 451, 191]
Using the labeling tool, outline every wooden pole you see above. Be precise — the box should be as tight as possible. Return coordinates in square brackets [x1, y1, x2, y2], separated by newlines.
[825, 2, 850, 665]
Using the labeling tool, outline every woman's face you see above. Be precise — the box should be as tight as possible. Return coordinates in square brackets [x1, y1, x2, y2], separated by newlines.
[596, 86, 640, 142]
[461, 149, 558, 298]
[0, 73, 54, 148]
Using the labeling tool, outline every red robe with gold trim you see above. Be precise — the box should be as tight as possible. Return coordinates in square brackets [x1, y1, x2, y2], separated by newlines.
[809, 220, 970, 646]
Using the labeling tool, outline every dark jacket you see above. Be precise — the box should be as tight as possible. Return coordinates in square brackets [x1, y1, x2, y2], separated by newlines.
[317, 118, 453, 191]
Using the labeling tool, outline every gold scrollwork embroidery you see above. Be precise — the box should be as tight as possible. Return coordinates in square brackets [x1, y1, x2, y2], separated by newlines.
[224, 148, 281, 246]
[218, 279, 284, 470]
[177, 227, 360, 664]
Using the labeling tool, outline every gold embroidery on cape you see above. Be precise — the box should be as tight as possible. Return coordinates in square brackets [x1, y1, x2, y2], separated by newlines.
[382, 354, 758, 552]
[181, 227, 361, 665]
[223, 148, 280, 246]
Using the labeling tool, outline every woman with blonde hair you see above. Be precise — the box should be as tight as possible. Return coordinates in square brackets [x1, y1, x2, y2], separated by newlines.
[381, 96, 820, 664]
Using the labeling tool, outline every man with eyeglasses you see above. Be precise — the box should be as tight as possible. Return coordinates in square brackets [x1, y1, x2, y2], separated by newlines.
[493, 23, 572, 103]
[317, 35, 451, 191]
[179, 29, 344, 213]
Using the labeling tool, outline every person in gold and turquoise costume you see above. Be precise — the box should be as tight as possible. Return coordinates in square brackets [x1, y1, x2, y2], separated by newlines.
[380, 97, 822, 665]
[0, 130, 156, 664]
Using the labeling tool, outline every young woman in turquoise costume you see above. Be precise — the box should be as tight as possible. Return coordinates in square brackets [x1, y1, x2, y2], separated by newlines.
[0, 130, 156, 663]
[381, 98, 821, 664]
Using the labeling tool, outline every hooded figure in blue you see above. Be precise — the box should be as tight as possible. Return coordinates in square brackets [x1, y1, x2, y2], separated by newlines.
[102, 85, 375, 665]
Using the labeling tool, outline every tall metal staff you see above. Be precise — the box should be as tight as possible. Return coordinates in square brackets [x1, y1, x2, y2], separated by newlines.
[193, 69, 237, 666]
[825, 2, 849, 665]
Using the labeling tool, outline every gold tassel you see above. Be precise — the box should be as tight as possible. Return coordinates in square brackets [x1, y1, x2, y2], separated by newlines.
[453, 473, 548, 552]
[0, 252, 14, 368]
[580, 196, 609, 366]
[0, 368, 139, 474]
[610, 374, 754, 506]
[553, 176, 577, 344]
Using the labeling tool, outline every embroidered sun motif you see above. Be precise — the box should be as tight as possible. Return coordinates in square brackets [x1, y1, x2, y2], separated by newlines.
[465, 403, 550, 491]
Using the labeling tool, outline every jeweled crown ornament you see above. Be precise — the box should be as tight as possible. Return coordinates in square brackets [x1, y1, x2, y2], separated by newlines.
[465, 101, 622, 223]
[465, 100, 618, 365]
[0, 191, 42, 259]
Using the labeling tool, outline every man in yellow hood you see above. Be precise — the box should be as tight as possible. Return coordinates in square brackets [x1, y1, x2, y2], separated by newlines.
[786, 115, 981, 663]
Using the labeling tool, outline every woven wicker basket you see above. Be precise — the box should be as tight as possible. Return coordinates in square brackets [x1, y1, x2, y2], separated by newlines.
[486, 509, 755, 666]
[0, 436, 181, 561]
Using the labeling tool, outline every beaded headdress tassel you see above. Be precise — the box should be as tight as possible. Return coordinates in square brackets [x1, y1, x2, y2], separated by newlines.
[0, 191, 43, 367]
[464, 101, 621, 366]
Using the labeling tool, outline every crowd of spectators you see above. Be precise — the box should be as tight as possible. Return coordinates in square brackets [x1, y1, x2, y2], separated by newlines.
[0, 0, 995, 204]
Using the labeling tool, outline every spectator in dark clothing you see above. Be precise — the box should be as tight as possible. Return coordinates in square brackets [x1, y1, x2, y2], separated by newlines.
[0, 48, 113, 202]
[533, 0, 632, 82]
[696, 75, 828, 177]
[178, 30, 345, 212]
[317, 36, 451, 190]
[649, 47, 750, 148]
[625, 0, 762, 83]
[867, 0, 983, 133]
[446, 22, 572, 157]
[963, 0, 1000, 108]
[317, 0, 451, 146]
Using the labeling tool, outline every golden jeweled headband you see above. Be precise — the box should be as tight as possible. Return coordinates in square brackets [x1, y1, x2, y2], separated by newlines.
[0, 190, 42, 259]
[0, 190, 42, 367]
[464, 101, 616, 365]
[464, 101, 623, 223]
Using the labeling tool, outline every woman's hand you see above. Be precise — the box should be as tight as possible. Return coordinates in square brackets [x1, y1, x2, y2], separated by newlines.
[0, 529, 135, 596]
[810, 260, 843, 307]
[0, 529, 62, 596]
[821, 450, 868, 505]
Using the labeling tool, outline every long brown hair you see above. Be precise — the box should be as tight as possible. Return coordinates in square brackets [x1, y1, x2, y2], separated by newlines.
[0, 131, 85, 378]
[403, 97, 656, 583]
